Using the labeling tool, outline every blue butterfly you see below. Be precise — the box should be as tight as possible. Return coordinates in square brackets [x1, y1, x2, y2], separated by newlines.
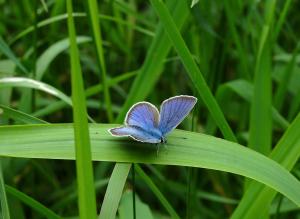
[108, 95, 197, 144]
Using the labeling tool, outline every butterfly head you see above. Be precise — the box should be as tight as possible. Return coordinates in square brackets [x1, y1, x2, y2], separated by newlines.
[160, 136, 167, 144]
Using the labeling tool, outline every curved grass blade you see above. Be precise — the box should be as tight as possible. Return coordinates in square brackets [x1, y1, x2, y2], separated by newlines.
[67, 0, 97, 218]
[0, 77, 71, 105]
[149, 0, 236, 142]
[5, 185, 60, 219]
[0, 124, 299, 206]
[36, 36, 91, 80]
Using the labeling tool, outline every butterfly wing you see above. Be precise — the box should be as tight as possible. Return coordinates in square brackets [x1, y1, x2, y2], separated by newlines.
[158, 95, 197, 135]
[108, 126, 161, 143]
[125, 102, 159, 131]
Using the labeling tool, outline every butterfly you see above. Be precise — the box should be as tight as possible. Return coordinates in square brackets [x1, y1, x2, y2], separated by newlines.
[108, 95, 197, 144]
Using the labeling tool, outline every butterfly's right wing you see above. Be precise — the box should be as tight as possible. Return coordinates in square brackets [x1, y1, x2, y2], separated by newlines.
[125, 102, 159, 131]
[159, 95, 197, 135]
[108, 126, 161, 143]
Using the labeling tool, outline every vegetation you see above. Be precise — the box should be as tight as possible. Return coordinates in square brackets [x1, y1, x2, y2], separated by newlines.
[0, 0, 299, 218]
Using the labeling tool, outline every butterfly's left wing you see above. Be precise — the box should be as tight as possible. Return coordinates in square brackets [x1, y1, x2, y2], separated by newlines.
[158, 95, 197, 135]
[125, 102, 159, 131]
[108, 125, 161, 143]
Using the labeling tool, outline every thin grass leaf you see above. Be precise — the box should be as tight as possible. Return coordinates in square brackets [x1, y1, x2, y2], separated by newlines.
[273, 0, 293, 41]
[135, 164, 180, 219]
[5, 185, 60, 219]
[274, 43, 300, 111]
[86, 0, 113, 122]
[223, 0, 250, 79]
[99, 163, 131, 219]
[0, 124, 300, 206]
[249, 25, 272, 154]
[0, 104, 47, 124]
[66, 0, 97, 218]
[149, 0, 236, 142]
[118, 191, 154, 219]
[0, 161, 10, 219]
[0, 36, 29, 74]
[11, 13, 154, 45]
[231, 111, 300, 219]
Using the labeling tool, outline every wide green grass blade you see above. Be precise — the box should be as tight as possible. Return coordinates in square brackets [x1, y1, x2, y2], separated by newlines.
[116, 0, 189, 123]
[66, 0, 97, 218]
[85, 0, 113, 122]
[5, 185, 60, 219]
[99, 163, 131, 219]
[149, 0, 236, 142]
[231, 111, 300, 219]
[0, 124, 300, 206]
[135, 164, 180, 219]
[0, 161, 10, 219]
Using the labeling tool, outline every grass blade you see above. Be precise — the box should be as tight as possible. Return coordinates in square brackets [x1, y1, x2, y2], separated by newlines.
[149, 0, 236, 142]
[231, 111, 300, 218]
[0, 36, 29, 74]
[135, 164, 180, 219]
[0, 77, 71, 105]
[0, 161, 10, 219]
[66, 0, 97, 218]
[86, 0, 113, 122]
[0, 104, 47, 124]
[249, 24, 272, 154]
[99, 163, 131, 219]
[5, 185, 60, 219]
[0, 124, 300, 206]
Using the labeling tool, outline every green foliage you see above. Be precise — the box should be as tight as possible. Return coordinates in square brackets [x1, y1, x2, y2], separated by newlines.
[0, 1, 299, 218]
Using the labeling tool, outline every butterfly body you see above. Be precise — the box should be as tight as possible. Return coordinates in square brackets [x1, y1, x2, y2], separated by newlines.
[109, 95, 197, 144]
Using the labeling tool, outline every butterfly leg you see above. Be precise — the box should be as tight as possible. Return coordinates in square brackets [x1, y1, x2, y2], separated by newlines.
[156, 143, 160, 156]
